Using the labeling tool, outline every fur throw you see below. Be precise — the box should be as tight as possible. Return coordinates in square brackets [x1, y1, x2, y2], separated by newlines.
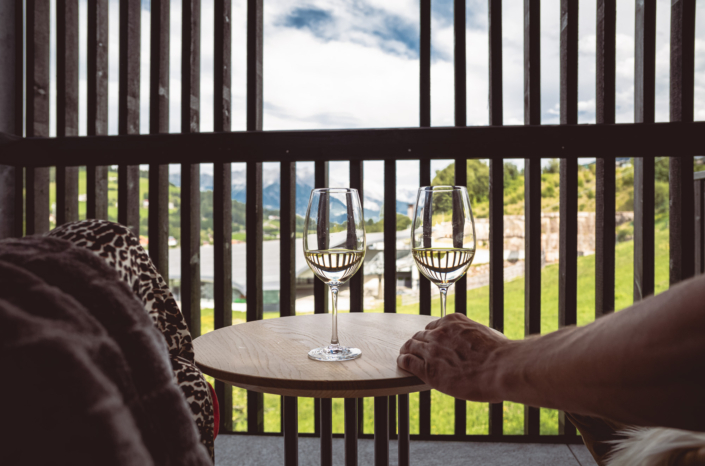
[607, 427, 705, 466]
[0, 237, 211, 466]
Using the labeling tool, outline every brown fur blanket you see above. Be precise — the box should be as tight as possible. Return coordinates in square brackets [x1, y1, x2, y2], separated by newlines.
[0, 237, 211, 466]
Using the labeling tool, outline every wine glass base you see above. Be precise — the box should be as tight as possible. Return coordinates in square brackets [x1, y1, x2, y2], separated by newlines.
[308, 345, 362, 362]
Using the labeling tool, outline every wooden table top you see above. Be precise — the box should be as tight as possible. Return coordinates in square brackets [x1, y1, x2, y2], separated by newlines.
[193, 313, 435, 398]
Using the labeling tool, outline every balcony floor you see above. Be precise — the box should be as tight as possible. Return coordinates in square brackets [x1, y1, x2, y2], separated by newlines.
[215, 435, 598, 466]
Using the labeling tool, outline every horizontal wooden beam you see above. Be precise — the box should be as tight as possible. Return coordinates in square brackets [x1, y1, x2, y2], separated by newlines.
[1, 122, 704, 167]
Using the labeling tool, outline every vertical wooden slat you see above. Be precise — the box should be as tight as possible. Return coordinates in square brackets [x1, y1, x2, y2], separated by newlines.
[281, 159, 296, 317]
[488, 0, 504, 438]
[284, 396, 298, 466]
[374, 396, 389, 466]
[213, 0, 233, 435]
[418, 0, 432, 439]
[523, 0, 541, 438]
[344, 398, 358, 466]
[25, 0, 50, 235]
[419, 161, 432, 438]
[669, 0, 696, 286]
[453, 0, 468, 439]
[595, 0, 616, 318]
[398, 393, 410, 466]
[148, 0, 170, 278]
[454, 0, 466, 127]
[695, 178, 704, 276]
[383, 159, 397, 439]
[634, 0, 656, 301]
[420, 0, 431, 128]
[118, 0, 140, 235]
[321, 397, 333, 466]
[246, 0, 264, 434]
[86, 0, 108, 220]
[384, 159, 397, 315]
[0, 0, 22, 238]
[558, 0, 578, 438]
[313, 160, 328, 436]
[313, 160, 329, 319]
[56, 0, 79, 227]
[181, 0, 201, 339]
[349, 161, 364, 315]
[349, 159, 365, 434]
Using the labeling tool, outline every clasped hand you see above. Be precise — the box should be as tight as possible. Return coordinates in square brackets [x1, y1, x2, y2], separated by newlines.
[397, 313, 508, 403]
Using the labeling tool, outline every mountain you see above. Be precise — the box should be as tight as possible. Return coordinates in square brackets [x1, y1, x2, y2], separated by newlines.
[170, 173, 412, 221]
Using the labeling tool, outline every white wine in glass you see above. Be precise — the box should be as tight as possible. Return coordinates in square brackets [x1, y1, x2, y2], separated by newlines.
[304, 188, 366, 361]
[411, 186, 476, 318]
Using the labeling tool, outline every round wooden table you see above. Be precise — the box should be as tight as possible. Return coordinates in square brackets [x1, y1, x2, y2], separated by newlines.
[193, 313, 436, 466]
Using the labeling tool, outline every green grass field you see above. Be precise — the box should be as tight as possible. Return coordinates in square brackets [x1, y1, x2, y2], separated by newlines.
[201, 220, 671, 435]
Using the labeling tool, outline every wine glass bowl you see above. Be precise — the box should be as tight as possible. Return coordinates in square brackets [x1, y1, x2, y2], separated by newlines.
[304, 188, 366, 361]
[411, 186, 476, 317]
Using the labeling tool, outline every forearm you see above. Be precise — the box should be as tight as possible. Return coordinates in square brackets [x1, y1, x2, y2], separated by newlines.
[487, 274, 705, 430]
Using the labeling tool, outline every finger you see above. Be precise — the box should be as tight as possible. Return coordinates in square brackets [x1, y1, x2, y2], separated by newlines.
[425, 317, 442, 330]
[412, 330, 431, 342]
[397, 353, 426, 378]
[400, 338, 429, 356]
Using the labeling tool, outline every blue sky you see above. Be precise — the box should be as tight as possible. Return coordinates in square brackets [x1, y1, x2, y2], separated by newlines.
[44, 0, 705, 203]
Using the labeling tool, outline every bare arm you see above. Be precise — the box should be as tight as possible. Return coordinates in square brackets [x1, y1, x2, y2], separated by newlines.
[397, 273, 705, 430]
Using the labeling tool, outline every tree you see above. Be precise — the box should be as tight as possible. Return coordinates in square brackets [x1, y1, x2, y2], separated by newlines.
[543, 158, 560, 174]
[396, 213, 411, 231]
[431, 159, 490, 207]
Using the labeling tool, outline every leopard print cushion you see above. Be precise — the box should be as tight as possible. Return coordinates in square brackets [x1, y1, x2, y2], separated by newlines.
[48, 219, 215, 459]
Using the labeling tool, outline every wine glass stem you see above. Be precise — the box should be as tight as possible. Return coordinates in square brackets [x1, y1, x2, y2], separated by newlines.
[330, 284, 339, 346]
[439, 285, 449, 318]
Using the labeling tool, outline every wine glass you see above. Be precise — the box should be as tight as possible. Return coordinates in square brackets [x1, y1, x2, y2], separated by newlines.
[411, 186, 476, 318]
[304, 188, 366, 361]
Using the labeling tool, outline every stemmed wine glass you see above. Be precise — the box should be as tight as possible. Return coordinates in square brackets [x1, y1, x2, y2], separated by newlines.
[304, 188, 366, 361]
[411, 186, 476, 318]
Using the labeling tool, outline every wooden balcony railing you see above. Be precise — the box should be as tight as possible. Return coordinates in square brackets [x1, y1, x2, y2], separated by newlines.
[0, 1, 702, 465]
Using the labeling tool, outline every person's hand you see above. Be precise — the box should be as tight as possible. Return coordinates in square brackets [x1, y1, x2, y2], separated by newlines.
[397, 313, 509, 402]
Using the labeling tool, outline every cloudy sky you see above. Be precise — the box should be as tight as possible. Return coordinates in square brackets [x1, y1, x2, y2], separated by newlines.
[46, 0, 705, 204]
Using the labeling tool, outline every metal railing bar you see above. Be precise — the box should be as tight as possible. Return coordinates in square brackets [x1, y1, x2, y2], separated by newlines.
[488, 0, 504, 438]
[7, 123, 705, 168]
[0, 0, 22, 239]
[523, 0, 541, 437]
[25, 0, 50, 235]
[245, 0, 265, 435]
[180, 0, 202, 342]
[348, 160, 365, 435]
[344, 398, 358, 466]
[453, 0, 468, 438]
[633, 0, 656, 302]
[321, 398, 333, 466]
[418, 0, 432, 439]
[148, 0, 170, 279]
[56, 0, 79, 226]
[384, 159, 397, 315]
[558, 0, 578, 438]
[86, 0, 109, 220]
[283, 396, 298, 466]
[695, 179, 704, 275]
[374, 396, 389, 466]
[595, 0, 616, 318]
[313, 161, 328, 436]
[398, 394, 410, 466]
[668, 0, 696, 286]
[213, 0, 233, 435]
[117, 0, 140, 236]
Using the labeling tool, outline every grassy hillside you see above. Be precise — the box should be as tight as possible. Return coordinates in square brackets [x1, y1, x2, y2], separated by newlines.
[432, 158, 680, 219]
[201, 219, 671, 434]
